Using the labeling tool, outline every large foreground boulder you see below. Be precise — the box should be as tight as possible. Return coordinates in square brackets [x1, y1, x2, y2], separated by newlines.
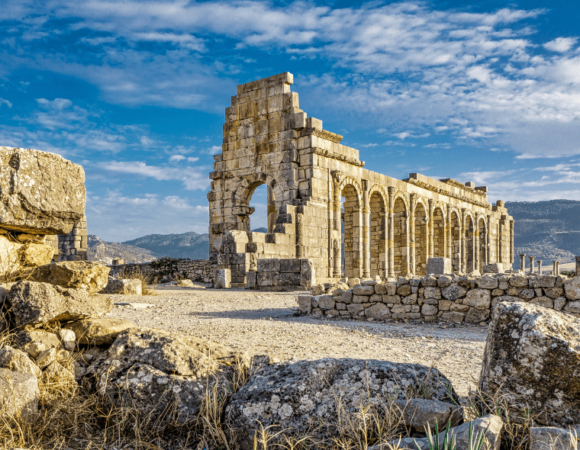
[0, 147, 85, 235]
[29, 261, 110, 294]
[225, 359, 460, 448]
[0, 368, 40, 419]
[479, 302, 580, 427]
[84, 328, 249, 429]
[5, 281, 112, 328]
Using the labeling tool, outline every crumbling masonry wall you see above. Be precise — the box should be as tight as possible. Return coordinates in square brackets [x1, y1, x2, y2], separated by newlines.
[208, 73, 514, 286]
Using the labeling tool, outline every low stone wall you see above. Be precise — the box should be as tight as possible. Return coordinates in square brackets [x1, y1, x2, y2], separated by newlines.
[296, 273, 580, 324]
[247, 258, 315, 291]
[110, 259, 215, 285]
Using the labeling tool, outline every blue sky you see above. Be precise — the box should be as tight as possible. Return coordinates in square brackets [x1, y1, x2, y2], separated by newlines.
[1, 0, 580, 241]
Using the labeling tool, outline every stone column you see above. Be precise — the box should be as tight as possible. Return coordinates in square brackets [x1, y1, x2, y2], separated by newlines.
[403, 209, 410, 276]
[552, 260, 558, 276]
[486, 215, 492, 264]
[575, 256, 580, 276]
[529, 256, 535, 274]
[537, 260, 543, 275]
[428, 199, 434, 260]
[519, 254, 526, 272]
[460, 208, 467, 273]
[446, 210, 452, 259]
[409, 194, 417, 275]
[362, 181, 370, 278]
[387, 187, 396, 278]
[510, 220, 515, 267]
[474, 222, 479, 273]
[296, 212, 304, 259]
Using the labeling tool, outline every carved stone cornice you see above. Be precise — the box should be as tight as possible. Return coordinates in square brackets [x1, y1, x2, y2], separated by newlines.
[314, 148, 364, 167]
[405, 177, 491, 209]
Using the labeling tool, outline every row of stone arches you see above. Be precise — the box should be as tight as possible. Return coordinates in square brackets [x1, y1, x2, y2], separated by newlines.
[338, 181, 490, 278]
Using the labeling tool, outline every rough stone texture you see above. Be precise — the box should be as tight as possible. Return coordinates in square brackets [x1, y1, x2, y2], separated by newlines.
[0, 147, 85, 235]
[483, 263, 504, 274]
[14, 330, 62, 358]
[0, 346, 41, 377]
[225, 358, 459, 448]
[479, 302, 580, 427]
[215, 268, 231, 289]
[64, 318, 136, 345]
[0, 236, 54, 280]
[29, 261, 109, 294]
[5, 281, 113, 328]
[102, 278, 142, 295]
[426, 258, 452, 275]
[0, 368, 40, 419]
[442, 284, 467, 300]
[395, 398, 462, 431]
[59, 329, 76, 351]
[372, 415, 503, 450]
[563, 276, 580, 301]
[110, 259, 214, 285]
[529, 427, 579, 450]
[85, 327, 249, 428]
[463, 289, 491, 309]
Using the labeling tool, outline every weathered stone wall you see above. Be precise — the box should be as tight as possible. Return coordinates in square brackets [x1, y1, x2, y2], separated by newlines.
[109, 259, 214, 284]
[208, 73, 514, 288]
[58, 215, 87, 261]
[297, 273, 580, 324]
[247, 257, 315, 291]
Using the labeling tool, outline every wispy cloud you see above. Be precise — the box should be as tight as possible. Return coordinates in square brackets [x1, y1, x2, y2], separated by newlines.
[544, 37, 578, 53]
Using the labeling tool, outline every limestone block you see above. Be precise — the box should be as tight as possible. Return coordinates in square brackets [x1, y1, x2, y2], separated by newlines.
[442, 284, 467, 300]
[423, 287, 441, 299]
[385, 295, 401, 304]
[477, 275, 498, 290]
[530, 296, 554, 309]
[375, 284, 387, 294]
[483, 263, 504, 274]
[544, 287, 564, 299]
[426, 258, 451, 275]
[397, 284, 412, 296]
[529, 427, 579, 450]
[386, 282, 397, 295]
[439, 300, 451, 311]
[465, 307, 490, 323]
[422, 304, 438, 316]
[316, 295, 334, 310]
[59, 329, 76, 351]
[519, 288, 535, 299]
[215, 269, 231, 289]
[437, 275, 453, 288]
[365, 303, 390, 320]
[463, 289, 491, 309]
[246, 271, 257, 289]
[554, 297, 566, 311]
[0, 147, 85, 234]
[531, 276, 556, 289]
[347, 304, 364, 314]
[353, 295, 367, 303]
[509, 275, 529, 288]
[30, 261, 110, 294]
[564, 276, 580, 300]
[563, 302, 580, 314]
[274, 272, 301, 286]
[0, 368, 40, 420]
[402, 294, 418, 305]
[480, 302, 580, 427]
[280, 259, 300, 273]
[0, 346, 41, 377]
[257, 258, 281, 273]
[450, 303, 469, 312]
[353, 285, 374, 296]
[341, 291, 353, 303]
[300, 259, 315, 288]
[440, 312, 465, 323]
[104, 279, 142, 295]
[64, 318, 136, 345]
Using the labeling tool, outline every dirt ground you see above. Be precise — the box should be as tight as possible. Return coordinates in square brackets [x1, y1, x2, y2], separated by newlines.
[107, 286, 488, 398]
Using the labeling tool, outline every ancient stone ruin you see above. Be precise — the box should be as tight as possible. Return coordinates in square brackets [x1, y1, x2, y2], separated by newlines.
[209, 73, 514, 288]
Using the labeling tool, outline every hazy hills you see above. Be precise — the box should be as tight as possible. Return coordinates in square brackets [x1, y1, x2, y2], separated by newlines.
[88, 201, 580, 268]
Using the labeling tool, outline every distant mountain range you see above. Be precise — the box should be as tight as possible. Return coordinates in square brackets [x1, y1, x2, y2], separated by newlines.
[88, 201, 580, 268]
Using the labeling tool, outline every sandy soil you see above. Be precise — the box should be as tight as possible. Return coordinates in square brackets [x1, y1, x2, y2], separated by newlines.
[107, 286, 488, 397]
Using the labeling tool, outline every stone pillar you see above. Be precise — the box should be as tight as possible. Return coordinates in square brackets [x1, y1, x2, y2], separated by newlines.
[387, 187, 396, 278]
[446, 210, 452, 259]
[403, 209, 410, 276]
[519, 254, 526, 272]
[529, 256, 535, 274]
[296, 212, 304, 259]
[537, 260, 543, 275]
[474, 222, 479, 273]
[409, 194, 417, 275]
[510, 220, 515, 267]
[428, 199, 434, 260]
[486, 214, 492, 264]
[362, 181, 370, 278]
[552, 260, 559, 276]
[460, 208, 467, 273]
[575, 256, 580, 276]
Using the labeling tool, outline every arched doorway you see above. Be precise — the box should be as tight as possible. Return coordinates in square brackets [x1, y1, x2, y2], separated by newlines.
[478, 217, 487, 271]
[393, 197, 408, 276]
[414, 202, 428, 275]
[247, 184, 268, 232]
[341, 184, 362, 278]
[433, 207, 445, 257]
[369, 191, 387, 279]
[450, 211, 461, 272]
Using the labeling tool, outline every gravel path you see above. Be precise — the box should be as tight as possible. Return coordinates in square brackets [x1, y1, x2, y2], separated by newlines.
[107, 286, 487, 397]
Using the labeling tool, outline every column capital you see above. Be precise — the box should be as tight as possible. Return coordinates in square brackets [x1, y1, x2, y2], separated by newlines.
[331, 170, 342, 183]
[362, 179, 369, 191]
[387, 186, 396, 197]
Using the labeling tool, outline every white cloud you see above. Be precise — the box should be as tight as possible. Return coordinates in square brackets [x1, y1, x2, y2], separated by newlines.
[187, 156, 199, 162]
[169, 155, 186, 162]
[544, 37, 577, 53]
[102, 160, 209, 190]
[0, 99, 13, 108]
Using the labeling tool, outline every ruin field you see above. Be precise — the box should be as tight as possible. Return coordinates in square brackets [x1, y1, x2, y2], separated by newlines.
[108, 286, 487, 397]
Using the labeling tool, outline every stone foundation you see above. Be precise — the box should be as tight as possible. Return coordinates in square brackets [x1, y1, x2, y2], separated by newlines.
[110, 259, 215, 284]
[249, 257, 315, 291]
[297, 273, 580, 324]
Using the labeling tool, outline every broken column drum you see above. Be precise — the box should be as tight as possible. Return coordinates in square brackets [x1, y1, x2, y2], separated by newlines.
[208, 73, 514, 285]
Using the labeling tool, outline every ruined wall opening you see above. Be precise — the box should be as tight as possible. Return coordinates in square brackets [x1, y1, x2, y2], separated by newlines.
[246, 183, 277, 233]
[414, 202, 428, 275]
[369, 191, 386, 279]
[341, 185, 361, 278]
[433, 207, 445, 257]
[466, 215, 474, 272]
[478, 218, 487, 271]
[393, 197, 408, 276]
[450, 211, 461, 272]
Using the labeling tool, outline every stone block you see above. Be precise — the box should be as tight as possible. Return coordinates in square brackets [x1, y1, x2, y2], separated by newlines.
[104, 279, 142, 295]
[426, 257, 451, 275]
[353, 285, 374, 296]
[365, 303, 390, 320]
[422, 304, 438, 316]
[246, 271, 257, 289]
[441, 311, 465, 323]
[280, 259, 301, 273]
[477, 275, 498, 289]
[483, 263, 504, 274]
[463, 289, 491, 309]
[257, 258, 281, 272]
[316, 295, 334, 310]
[347, 303, 364, 315]
[529, 427, 578, 450]
[215, 269, 231, 289]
